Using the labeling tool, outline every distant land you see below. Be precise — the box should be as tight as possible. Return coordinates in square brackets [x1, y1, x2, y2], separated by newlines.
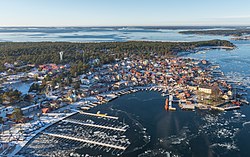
[0, 26, 249, 30]
[1, 26, 250, 42]
[179, 29, 250, 37]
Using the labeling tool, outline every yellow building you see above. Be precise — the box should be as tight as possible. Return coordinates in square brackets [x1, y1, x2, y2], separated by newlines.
[198, 87, 212, 94]
[188, 85, 198, 91]
[222, 94, 229, 100]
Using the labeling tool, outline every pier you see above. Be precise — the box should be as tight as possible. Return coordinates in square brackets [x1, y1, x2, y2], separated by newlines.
[224, 106, 240, 111]
[42, 132, 127, 150]
[62, 119, 126, 132]
[17, 112, 131, 157]
[72, 110, 119, 120]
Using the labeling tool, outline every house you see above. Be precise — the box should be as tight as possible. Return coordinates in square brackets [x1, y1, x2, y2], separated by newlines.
[28, 70, 39, 78]
[4, 62, 14, 68]
[188, 85, 198, 91]
[21, 104, 40, 114]
[67, 93, 77, 102]
[0, 106, 14, 121]
[222, 94, 229, 100]
[112, 81, 128, 89]
[227, 90, 232, 96]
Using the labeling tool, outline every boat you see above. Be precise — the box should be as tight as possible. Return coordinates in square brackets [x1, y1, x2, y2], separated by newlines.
[161, 93, 168, 97]
[240, 99, 249, 105]
[81, 107, 90, 110]
[96, 111, 107, 116]
[165, 99, 169, 110]
[232, 100, 241, 106]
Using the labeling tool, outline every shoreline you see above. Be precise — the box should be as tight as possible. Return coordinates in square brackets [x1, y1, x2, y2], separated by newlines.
[74, 85, 241, 113]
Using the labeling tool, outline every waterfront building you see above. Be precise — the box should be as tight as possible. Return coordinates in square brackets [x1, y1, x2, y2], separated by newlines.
[198, 87, 212, 94]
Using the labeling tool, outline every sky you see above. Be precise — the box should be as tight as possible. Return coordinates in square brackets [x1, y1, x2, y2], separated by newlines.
[0, 0, 250, 26]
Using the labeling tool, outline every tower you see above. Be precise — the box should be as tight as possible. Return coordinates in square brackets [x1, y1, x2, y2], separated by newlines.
[59, 51, 64, 61]
[81, 50, 85, 63]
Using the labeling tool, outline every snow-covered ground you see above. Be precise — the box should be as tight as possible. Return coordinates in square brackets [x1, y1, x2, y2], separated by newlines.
[0, 111, 77, 156]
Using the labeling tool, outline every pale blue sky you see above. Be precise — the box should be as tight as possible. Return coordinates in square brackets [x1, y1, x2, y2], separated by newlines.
[0, 0, 250, 26]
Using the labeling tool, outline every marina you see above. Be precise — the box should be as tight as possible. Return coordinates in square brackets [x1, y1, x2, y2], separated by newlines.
[17, 110, 133, 157]
[15, 84, 250, 157]
[43, 132, 127, 150]
[1, 77, 248, 156]
[62, 119, 127, 132]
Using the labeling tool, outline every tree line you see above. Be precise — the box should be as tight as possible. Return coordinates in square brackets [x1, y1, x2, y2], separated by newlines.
[0, 40, 235, 72]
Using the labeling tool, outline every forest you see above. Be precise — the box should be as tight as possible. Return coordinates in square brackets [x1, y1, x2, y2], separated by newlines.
[0, 40, 235, 72]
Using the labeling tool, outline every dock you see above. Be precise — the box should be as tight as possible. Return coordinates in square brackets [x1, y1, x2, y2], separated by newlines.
[62, 119, 126, 132]
[42, 132, 127, 150]
[18, 111, 132, 156]
[72, 110, 119, 120]
[224, 106, 240, 111]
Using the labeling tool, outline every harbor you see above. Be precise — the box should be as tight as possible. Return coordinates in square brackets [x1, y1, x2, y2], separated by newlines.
[13, 83, 249, 157]
[17, 109, 147, 157]
[1, 78, 248, 156]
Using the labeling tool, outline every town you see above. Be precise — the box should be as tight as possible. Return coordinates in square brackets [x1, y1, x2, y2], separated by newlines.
[1, 0, 250, 156]
[0, 52, 249, 156]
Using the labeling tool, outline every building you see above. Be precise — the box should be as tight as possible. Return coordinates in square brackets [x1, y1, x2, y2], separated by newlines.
[198, 87, 212, 94]
[0, 106, 14, 121]
[187, 85, 198, 91]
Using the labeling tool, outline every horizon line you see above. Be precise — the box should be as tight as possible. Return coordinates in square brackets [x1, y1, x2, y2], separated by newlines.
[0, 25, 250, 28]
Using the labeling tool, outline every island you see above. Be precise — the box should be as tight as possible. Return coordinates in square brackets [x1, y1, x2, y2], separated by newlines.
[179, 29, 250, 41]
[179, 29, 250, 37]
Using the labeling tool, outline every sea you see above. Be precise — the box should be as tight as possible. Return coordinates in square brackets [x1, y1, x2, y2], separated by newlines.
[1, 27, 250, 157]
